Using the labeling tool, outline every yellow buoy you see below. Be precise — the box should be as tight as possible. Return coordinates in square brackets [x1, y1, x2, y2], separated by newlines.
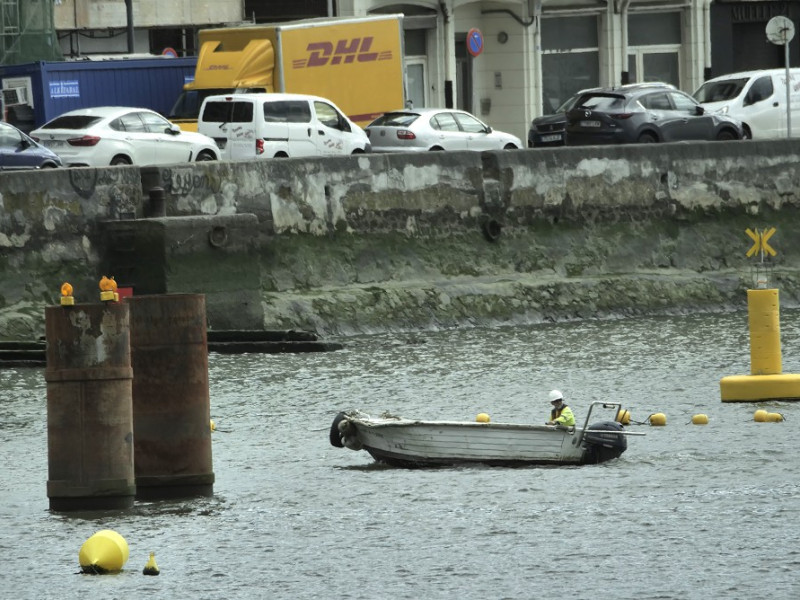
[649, 413, 667, 426]
[143, 552, 160, 576]
[767, 412, 785, 422]
[79, 530, 129, 574]
[210, 419, 216, 432]
[691, 414, 709, 425]
[476, 413, 490, 423]
[615, 409, 631, 425]
[754, 409, 769, 422]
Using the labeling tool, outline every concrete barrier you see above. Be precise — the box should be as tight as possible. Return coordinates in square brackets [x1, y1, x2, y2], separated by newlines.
[3, 140, 800, 338]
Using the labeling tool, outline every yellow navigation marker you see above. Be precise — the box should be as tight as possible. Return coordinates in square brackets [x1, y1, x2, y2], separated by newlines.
[745, 227, 777, 258]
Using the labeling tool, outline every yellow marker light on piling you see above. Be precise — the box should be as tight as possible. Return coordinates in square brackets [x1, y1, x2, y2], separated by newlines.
[60, 282, 75, 306]
[99, 276, 116, 302]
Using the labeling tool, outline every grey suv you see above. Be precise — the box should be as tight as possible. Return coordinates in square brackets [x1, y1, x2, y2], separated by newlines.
[565, 83, 744, 145]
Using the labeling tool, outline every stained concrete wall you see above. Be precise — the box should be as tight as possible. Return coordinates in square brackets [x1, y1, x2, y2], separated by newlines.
[2, 140, 800, 339]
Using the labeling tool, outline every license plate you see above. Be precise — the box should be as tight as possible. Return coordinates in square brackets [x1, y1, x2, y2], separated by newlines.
[541, 134, 562, 143]
[44, 140, 66, 148]
[580, 120, 601, 128]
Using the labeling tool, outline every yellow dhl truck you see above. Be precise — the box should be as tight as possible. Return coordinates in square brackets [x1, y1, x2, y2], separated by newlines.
[169, 14, 405, 131]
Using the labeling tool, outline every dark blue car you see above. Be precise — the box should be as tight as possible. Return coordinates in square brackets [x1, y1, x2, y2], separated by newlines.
[0, 121, 62, 170]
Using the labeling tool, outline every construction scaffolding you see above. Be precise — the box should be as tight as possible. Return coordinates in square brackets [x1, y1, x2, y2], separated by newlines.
[0, 0, 62, 65]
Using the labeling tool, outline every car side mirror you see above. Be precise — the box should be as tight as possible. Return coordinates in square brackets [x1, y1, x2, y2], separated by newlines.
[19, 138, 31, 149]
[695, 106, 705, 116]
[486, 126, 493, 133]
[167, 124, 181, 135]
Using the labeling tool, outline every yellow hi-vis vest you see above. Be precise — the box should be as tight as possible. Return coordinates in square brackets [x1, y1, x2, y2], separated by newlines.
[550, 404, 576, 426]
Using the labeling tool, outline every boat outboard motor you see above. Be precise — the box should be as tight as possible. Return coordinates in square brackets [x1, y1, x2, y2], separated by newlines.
[582, 421, 627, 463]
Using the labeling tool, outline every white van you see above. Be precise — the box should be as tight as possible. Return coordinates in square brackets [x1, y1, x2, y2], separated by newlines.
[198, 93, 371, 159]
[693, 69, 800, 140]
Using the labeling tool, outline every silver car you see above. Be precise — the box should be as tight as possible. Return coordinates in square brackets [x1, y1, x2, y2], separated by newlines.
[366, 108, 522, 152]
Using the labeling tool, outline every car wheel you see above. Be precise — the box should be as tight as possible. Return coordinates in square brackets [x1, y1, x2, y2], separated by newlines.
[429, 146, 445, 151]
[195, 150, 216, 161]
[636, 132, 658, 144]
[39, 162, 59, 169]
[110, 155, 132, 166]
[503, 143, 519, 150]
[351, 148, 365, 154]
[716, 129, 737, 141]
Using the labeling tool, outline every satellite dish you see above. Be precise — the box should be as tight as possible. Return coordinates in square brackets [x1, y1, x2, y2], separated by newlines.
[766, 16, 795, 45]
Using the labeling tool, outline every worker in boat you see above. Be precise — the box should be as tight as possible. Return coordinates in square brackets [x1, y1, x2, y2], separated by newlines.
[547, 390, 575, 427]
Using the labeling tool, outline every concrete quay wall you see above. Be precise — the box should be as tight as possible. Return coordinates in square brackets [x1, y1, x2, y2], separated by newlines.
[2, 140, 800, 339]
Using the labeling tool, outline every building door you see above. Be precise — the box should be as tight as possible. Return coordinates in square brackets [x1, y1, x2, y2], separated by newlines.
[405, 58, 427, 108]
[455, 38, 472, 113]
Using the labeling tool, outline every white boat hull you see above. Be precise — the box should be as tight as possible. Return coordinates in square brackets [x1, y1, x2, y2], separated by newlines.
[330, 407, 634, 468]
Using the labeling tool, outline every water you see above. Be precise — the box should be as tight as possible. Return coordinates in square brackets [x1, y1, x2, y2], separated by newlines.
[3, 310, 800, 599]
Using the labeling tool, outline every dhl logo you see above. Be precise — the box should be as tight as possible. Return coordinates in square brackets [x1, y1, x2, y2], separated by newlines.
[293, 37, 393, 68]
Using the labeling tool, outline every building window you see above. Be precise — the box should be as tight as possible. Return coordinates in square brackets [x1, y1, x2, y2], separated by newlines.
[541, 16, 600, 114]
[627, 12, 682, 86]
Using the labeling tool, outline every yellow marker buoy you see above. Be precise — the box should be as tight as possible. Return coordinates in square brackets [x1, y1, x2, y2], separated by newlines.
[754, 409, 769, 422]
[691, 414, 709, 425]
[767, 412, 785, 422]
[649, 413, 667, 426]
[79, 530, 129, 574]
[616, 409, 631, 425]
[210, 419, 216, 432]
[143, 552, 160, 576]
[476, 413, 490, 423]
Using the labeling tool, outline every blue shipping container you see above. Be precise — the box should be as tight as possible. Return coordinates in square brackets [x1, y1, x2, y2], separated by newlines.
[0, 57, 197, 130]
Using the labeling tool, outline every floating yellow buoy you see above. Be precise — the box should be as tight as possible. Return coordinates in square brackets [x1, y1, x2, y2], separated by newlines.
[754, 409, 769, 422]
[476, 413, 490, 423]
[767, 412, 785, 422]
[142, 552, 160, 576]
[210, 419, 216, 431]
[79, 530, 129, 574]
[691, 414, 709, 425]
[649, 413, 667, 426]
[615, 409, 631, 425]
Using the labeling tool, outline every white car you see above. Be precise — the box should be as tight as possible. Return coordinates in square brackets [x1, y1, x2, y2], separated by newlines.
[31, 106, 220, 167]
[366, 108, 522, 152]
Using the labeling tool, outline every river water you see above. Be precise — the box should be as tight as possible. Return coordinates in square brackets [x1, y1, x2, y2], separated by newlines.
[2, 309, 800, 599]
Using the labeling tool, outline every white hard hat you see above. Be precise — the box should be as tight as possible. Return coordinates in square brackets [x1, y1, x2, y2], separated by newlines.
[548, 390, 564, 402]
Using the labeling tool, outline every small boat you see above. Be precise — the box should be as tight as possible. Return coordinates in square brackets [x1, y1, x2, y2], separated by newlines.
[329, 402, 643, 468]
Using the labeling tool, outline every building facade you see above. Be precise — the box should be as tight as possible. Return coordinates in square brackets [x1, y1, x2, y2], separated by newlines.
[53, 0, 241, 57]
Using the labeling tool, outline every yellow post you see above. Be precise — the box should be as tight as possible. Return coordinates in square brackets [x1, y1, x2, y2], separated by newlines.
[747, 288, 781, 375]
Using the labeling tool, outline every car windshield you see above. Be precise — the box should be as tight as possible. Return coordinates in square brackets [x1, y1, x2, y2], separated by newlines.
[369, 112, 420, 127]
[40, 115, 102, 130]
[169, 87, 265, 120]
[693, 78, 748, 103]
[575, 94, 626, 111]
[554, 94, 581, 113]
